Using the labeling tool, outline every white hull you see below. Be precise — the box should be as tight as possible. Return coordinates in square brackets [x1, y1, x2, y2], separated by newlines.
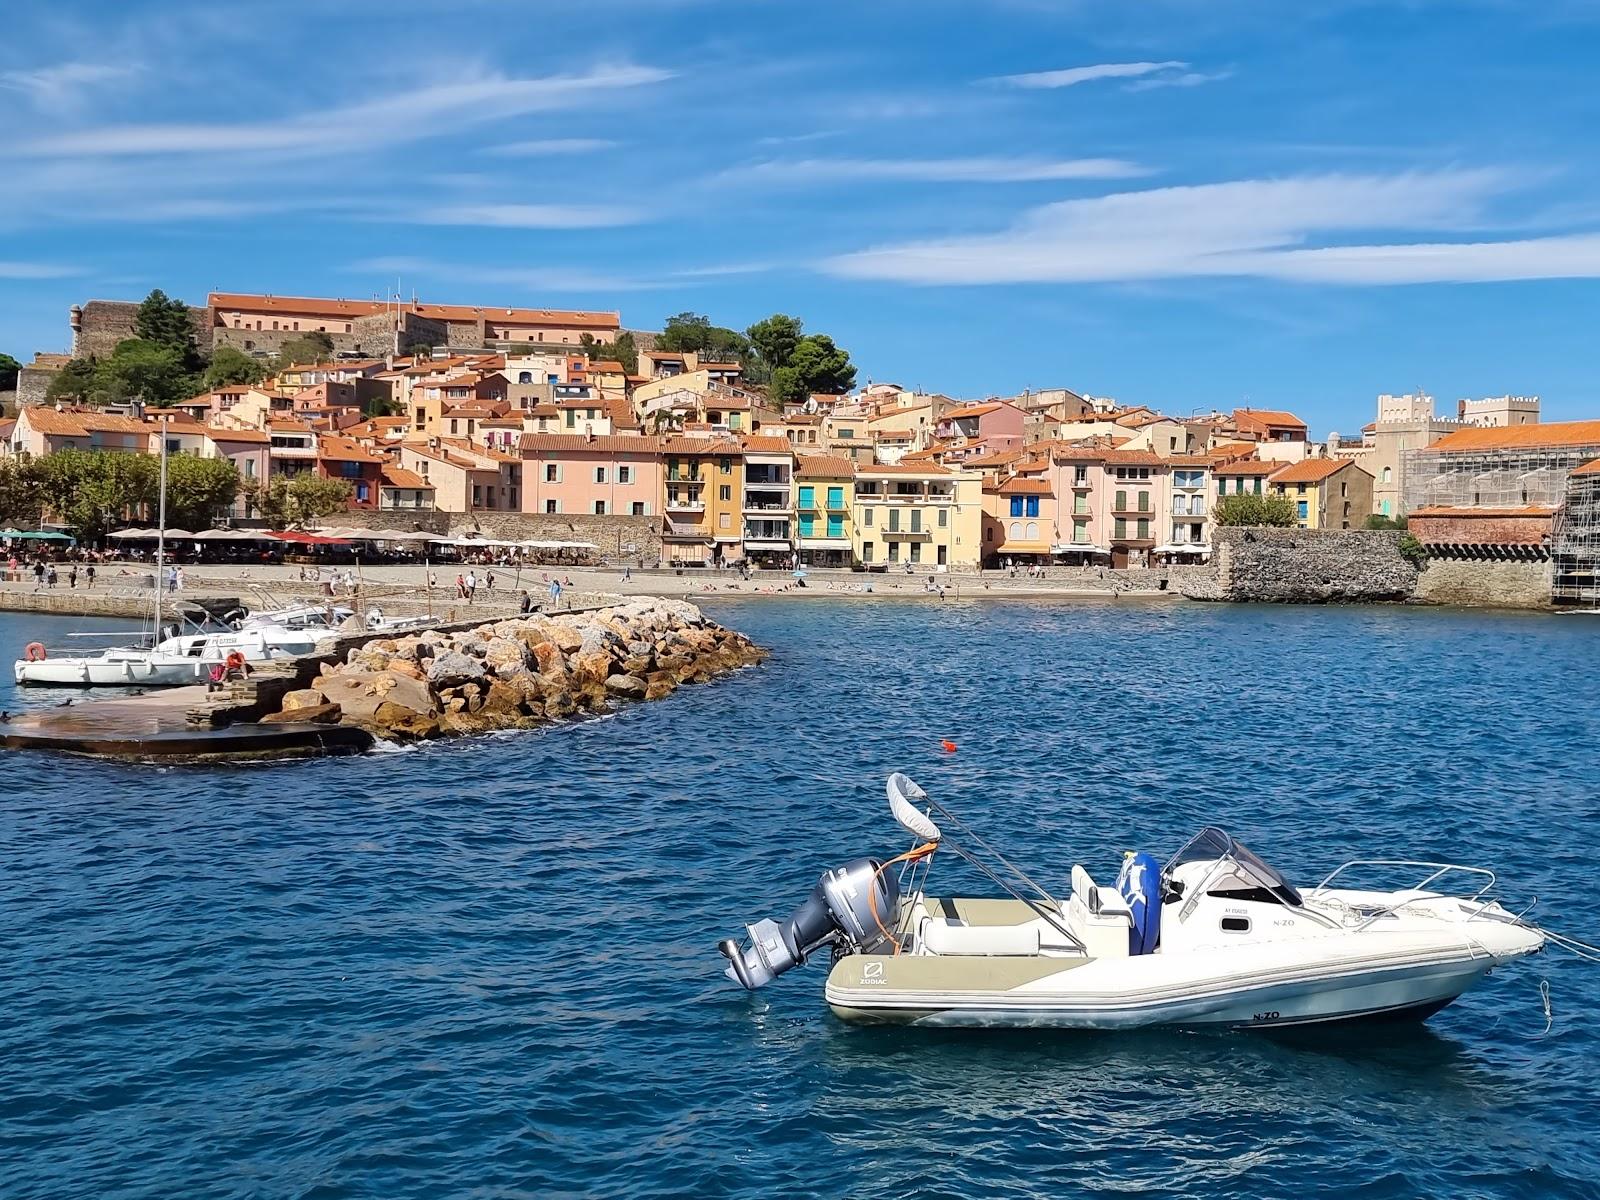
[14, 654, 207, 688]
[828, 951, 1510, 1030]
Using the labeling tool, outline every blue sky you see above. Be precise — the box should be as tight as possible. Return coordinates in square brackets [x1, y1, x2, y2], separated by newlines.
[3, 0, 1599, 431]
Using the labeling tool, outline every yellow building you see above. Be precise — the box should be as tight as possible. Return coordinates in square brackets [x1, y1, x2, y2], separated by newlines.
[661, 435, 745, 565]
[1268, 458, 1375, 529]
[795, 455, 856, 567]
[853, 462, 983, 570]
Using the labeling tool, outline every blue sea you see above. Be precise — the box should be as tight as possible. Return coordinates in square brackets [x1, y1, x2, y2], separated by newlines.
[1, 600, 1598, 1200]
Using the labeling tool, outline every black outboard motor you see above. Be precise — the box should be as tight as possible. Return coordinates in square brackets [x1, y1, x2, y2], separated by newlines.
[719, 857, 900, 990]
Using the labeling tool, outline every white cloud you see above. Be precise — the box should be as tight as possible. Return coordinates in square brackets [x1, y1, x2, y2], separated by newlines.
[989, 61, 1188, 89]
[414, 203, 645, 228]
[482, 138, 619, 157]
[822, 170, 1599, 285]
[1125, 69, 1233, 92]
[13, 65, 671, 158]
[722, 156, 1150, 185]
[0, 261, 83, 279]
[0, 62, 139, 110]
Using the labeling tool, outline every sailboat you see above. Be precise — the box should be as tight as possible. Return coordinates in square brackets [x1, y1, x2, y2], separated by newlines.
[14, 418, 313, 687]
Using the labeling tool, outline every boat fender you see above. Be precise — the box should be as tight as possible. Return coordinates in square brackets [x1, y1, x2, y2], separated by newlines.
[1117, 851, 1162, 956]
[23, 642, 46, 662]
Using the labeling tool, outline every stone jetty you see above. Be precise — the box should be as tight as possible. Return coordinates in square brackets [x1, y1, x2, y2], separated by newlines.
[263, 598, 766, 742]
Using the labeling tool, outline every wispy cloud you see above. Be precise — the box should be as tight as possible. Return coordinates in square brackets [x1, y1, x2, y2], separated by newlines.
[722, 156, 1150, 186]
[1125, 68, 1233, 92]
[0, 61, 140, 111]
[0, 260, 83, 279]
[988, 61, 1187, 89]
[413, 203, 645, 229]
[482, 138, 619, 157]
[823, 170, 1600, 286]
[12, 65, 672, 158]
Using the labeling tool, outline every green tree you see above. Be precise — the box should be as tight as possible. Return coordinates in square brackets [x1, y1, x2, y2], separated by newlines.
[164, 455, 241, 530]
[276, 332, 336, 367]
[96, 338, 194, 406]
[770, 333, 856, 404]
[1212, 492, 1300, 527]
[203, 346, 267, 389]
[0, 458, 42, 527]
[44, 357, 100, 404]
[135, 289, 200, 369]
[656, 312, 750, 361]
[0, 352, 21, 392]
[746, 313, 802, 372]
[245, 475, 353, 527]
[32, 449, 159, 543]
[1364, 513, 1408, 530]
[580, 330, 638, 374]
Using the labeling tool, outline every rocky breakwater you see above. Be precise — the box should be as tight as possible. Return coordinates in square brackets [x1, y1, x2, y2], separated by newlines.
[261, 598, 766, 742]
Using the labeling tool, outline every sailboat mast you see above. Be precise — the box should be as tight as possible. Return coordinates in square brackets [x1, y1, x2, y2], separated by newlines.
[154, 415, 168, 643]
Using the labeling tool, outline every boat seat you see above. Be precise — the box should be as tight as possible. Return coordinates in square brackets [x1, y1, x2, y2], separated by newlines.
[1072, 865, 1132, 919]
[919, 917, 1041, 957]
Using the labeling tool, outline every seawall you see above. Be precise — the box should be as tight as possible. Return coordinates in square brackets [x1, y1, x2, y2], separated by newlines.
[1182, 527, 1419, 603]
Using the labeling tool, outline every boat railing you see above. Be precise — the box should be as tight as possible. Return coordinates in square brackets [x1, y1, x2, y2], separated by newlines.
[1307, 860, 1499, 930]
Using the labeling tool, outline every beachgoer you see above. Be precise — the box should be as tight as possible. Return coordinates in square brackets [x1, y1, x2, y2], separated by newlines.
[519, 590, 533, 614]
[47, 565, 58, 589]
[85, 564, 95, 588]
[466, 570, 477, 602]
[455, 573, 467, 600]
[32, 561, 44, 591]
[175, 566, 185, 592]
[549, 578, 562, 606]
[486, 571, 495, 592]
[68, 565, 78, 589]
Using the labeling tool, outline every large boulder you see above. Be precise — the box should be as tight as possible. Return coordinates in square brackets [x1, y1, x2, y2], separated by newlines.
[483, 637, 529, 671]
[281, 688, 327, 712]
[482, 679, 526, 715]
[318, 669, 433, 721]
[427, 651, 485, 688]
[570, 648, 614, 687]
[605, 674, 647, 699]
[262, 701, 342, 724]
[371, 701, 441, 740]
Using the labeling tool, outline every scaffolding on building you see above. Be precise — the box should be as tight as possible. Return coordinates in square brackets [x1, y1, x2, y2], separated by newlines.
[1403, 445, 1600, 512]
[1553, 470, 1600, 607]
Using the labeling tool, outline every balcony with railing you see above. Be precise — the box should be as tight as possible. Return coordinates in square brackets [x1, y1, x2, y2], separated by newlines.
[743, 519, 793, 546]
[664, 517, 711, 538]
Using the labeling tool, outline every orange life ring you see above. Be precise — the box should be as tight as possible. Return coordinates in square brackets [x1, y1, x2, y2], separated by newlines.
[224, 651, 247, 671]
[24, 642, 46, 662]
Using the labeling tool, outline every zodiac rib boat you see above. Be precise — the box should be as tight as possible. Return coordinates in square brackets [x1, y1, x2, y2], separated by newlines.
[717, 773, 1547, 1029]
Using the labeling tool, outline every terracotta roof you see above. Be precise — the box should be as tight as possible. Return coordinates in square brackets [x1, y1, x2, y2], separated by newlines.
[1426, 420, 1600, 453]
[1573, 457, 1600, 476]
[1410, 505, 1556, 517]
[268, 418, 313, 432]
[1269, 457, 1365, 483]
[519, 433, 663, 454]
[1100, 449, 1166, 466]
[317, 435, 387, 464]
[209, 292, 620, 329]
[1232, 408, 1309, 431]
[22, 409, 150, 437]
[794, 455, 855, 478]
[1165, 455, 1217, 468]
[740, 435, 792, 454]
[206, 427, 271, 443]
[995, 477, 1053, 496]
[380, 466, 433, 490]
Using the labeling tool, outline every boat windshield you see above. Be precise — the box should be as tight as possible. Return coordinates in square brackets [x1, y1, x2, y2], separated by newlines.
[1165, 827, 1303, 907]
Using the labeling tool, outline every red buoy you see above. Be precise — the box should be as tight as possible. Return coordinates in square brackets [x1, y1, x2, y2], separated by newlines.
[941, 740, 957, 753]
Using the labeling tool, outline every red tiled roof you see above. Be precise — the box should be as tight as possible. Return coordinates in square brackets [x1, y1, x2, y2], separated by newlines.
[317, 435, 387, 464]
[1269, 457, 1367, 483]
[1410, 505, 1556, 517]
[1573, 457, 1600, 476]
[380, 466, 433, 490]
[794, 454, 855, 478]
[518, 433, 663, 454]
[1212, 459, 1280, 476]
[209, 292, 620, 329]
[1426, 420, 1600, 453]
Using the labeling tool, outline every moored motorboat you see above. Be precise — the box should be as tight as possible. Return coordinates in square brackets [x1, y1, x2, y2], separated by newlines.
[718, 773, 1551, 1030]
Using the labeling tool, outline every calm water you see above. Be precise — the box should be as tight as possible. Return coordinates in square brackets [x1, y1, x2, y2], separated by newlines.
[2, 601, 1598, 1199]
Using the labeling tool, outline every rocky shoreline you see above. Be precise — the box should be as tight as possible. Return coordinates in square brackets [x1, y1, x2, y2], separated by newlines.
[262, 598, 767, 742]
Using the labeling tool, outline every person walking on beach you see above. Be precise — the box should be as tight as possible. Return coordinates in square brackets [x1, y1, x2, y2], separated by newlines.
[46, 564, 58, 589]
[455, 573, 466, 600]
[32, 560, 45, 591]
[549, 577, 562, 607]
[85, 564, 95, 589]
[466, 570, 477, 603]
[7, 555, 17, 583]
[519, 590, 533, 614]
[485, 570, 495, 592]
[68, 565, 78, 589]
[175, 566, 185, 593]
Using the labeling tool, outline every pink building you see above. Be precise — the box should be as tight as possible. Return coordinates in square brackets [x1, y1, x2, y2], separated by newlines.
[519, 433, 664, 517]
[9, 407, 150, 457]
[934, 400, 1026, 456]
